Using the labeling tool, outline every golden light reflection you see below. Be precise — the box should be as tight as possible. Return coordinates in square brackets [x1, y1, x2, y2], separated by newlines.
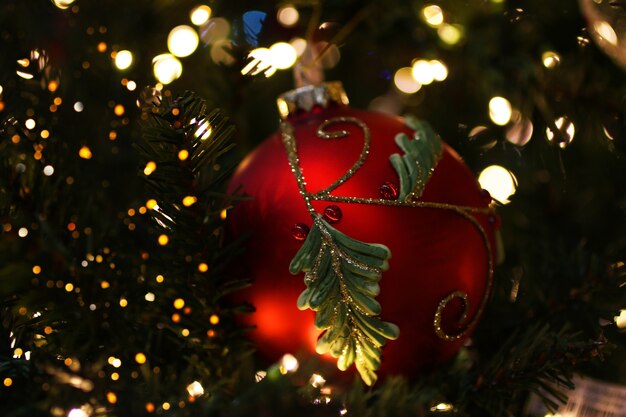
[488, 96, 512, 126]
[182, 196, 197, 206]
[173, 298, 185, 309]
[158, 234, 169, 246]
[178, 149, 189, 160]
[153, 54, 183, 84]
[542, 51, 560, 68]
[422, 5, 444, 27]
[79, 146, 92, 159]
[135, 352, 147, 364]
[411, 60, 434, 85]
[614, 310, 626, 328]
[394, 67, 421, 94]
[168, 25, 199, 58]
[438, 24, 463, 45]
[594, 21, 618, 46]
[269, 42, 298, 69]
[278, 5, 299, 27]
[190, 5, 212, 26]
[114, 50, 133, 70]
[546, 117, 575, 149]
[478, 165, 517, 205]
[143, 161, 156, 176]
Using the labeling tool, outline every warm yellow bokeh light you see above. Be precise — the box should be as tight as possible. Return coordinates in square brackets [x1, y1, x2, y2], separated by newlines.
[146, 199, 157, 209]
[178, 149, 189, 160]
[115, 50, 133, 70]
[542, 51, 560, 68]
[290, 37, 307, 57]
[422, 5, 444, 27]
[198, 263, 209, 272]
[3, 377, 12, 387]
[182, 196, 197, 207]
[615, 310, 626, 329]
[209, 314, 219, 325]
[187, 381, 205, 397]
[153, 54, 183, 84]
[594, 21, 618, 46]
[18, 227, 28, 238]
[546, 117, 575, 149]
[438, 24, 463, 45]
[173, 298, 185, 309]
[489, 96, 512, 126]
[114, 104, 125, 116]
[144, 161, 157, 176]
[411, 60, 434, 85]
[394, 67, 421, 94]
[277, 5, 299, 27]
[478, 165, 517, 204]
[190, 5, 212, 26]
[158, 234, 169, 246]
[119, 298, 128, 307]
[269, 42, 298, 70]
[168, 25, 199, 58]
[106, 391, 118, 404]
[279, 353, 299, 374]
[241, 48, 276, 77]
[135, 352, 147, 364]
[430, 60, 448, 81]
[79, 146, 92, 159]
[53, 0, 75, 10]
[32, 265, 41, 274]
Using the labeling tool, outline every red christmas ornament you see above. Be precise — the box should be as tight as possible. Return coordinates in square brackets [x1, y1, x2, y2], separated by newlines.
[227, 82, 498, 384]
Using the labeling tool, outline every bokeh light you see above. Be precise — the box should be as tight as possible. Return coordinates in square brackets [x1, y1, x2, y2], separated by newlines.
[488, 96, 512, 126]
[168, 25, 199, 58]
[615, 310, 626, 329]
[593, 21, 618, 46]
[210, 39, 235, 65]
[478, 165, 517, 204]
[505, 114, 534, 146]
[153, 54, 182, 84]
[190, 5, 212, 26]
[269, 42, 297, 69]
[277, 5, 299, 27]
[438, 24, 463, 45]
[290, 38, 307, 57]
[394, 67, 421, 94]
[411, 60, 434, 85]
[279, 353, 299, 374]
[542, 51, 560, 68]
[187, 381, 205, 397]
[430, 60, 448, 81]
[546, 117, 575, 149]
[200, 18, 230, 45]
[53, 0, 75, 10]
[114, 50, 133, 70]
[422, 5, 444, 27]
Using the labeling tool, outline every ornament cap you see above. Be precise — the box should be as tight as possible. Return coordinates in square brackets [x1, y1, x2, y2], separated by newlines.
[277, 81, 349, 120]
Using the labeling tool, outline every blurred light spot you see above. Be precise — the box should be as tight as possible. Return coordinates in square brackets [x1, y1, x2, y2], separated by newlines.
[615, 310, 626, 328]
[488, 96, 512, 126]
[430, 60, 448, 81]
[210, 39, 235, 65]
[255, 370, 267, 382]
[542, 51, 560, 68]
[127, 80, 137, 91]
[394, 67, 421, 94]
[106, 391, 118, 404]
[506, 114, 533, 146]
[144, 161, 156, 176]
[115, 50, 133, 70]
[97, 42, 107, 53]
[145, 292, 155, 302]
[25, 119, 36, 130]
[316, 42, 341, 69]
[67, 408, 88, 417]
[0, 85, 3, 95]
[153, 54, 182, 84]
[279, 353, 299, 374]
[156, 274, 164, 283]
[158, 234, 169, 246]
[79, 146, 92, 159]
[478, 165, 517, 204]
[438, 24, 463, 45]
[135, 352, 147, 364]
[200, 18, 230, 45]
[209, 314, 219, 324]
[43, 165, 54, 176]
[18, 227, 28, 237]
[411, 60, 434, 85]
[220, 208, 227, 220]
[33, 265, 41, 274]
[269, 42, 297, 69]
[168, 25, 199, 58]
[431, 403, 454, 412]
[278, 5, 299, 27]
[422, 5, 444, 27]
[74, 102, 84, 112]
[198, 262, 208, 272]
[114, 104, 125, 116]
[111, 358, 122, 368]
[48, 80, 59, 92]
[4, 377, 12, 387]
[309, 373, 326, 388]
[65, 283, 74, 292]
[182, 196, 197, 207]
[41, 130, 50, 139]
[173, 298, 185, 309]
[178, 149, 189, 160]
[241, 48, 276, 77]
[146, 199, 157, 209]
[187, 381, 204, 397]
[190, 5, 212, 26]
[193, 118, 212, 140]
[181, 328, 190, 337]
[290, 37, 307, 57]
[119, 298, 128, 307]
[53, 0, 75, 10]
[546, 117, 575, 149]
[594, 21, 618, 46]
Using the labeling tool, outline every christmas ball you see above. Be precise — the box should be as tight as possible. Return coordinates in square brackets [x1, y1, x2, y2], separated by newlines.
[227, 82, 497, 385]
[580, 0, 626, 70]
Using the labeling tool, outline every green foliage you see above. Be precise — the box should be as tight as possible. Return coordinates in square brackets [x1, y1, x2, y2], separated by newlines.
[290, 216, 397, 386]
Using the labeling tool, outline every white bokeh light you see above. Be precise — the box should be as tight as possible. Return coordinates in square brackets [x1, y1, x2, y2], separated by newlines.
[168, 25, 199, 58]
[478, 165, 517, 204]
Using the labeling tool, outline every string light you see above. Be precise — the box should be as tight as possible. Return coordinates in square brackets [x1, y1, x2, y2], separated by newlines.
[198, 262, 208, 272]
[614, 310, 626, 328]
[269, 42, 297, 69]
[74, 102, 84, 112]
[143, 161, 156, 175]
[279, 353, 299, 374]
[422, 5, 444, 27]
[488, 96, 512, 126]
[153, 54, 182, 84]
[32, 265, 42, 274]
[52, 0, 75, 10]
[478, 165, 517, 204]
[168, 26, 199, 58]
[187, 381, 205, 397]
[209, 314, 219, 325]
[178, 149, 189, 160]
[542, 51, 560, 68]
[114, 50, 133, 70]
[78, 146, 92, 159]
[158, 234, 169, 246]
[135, 352, 147, 364]
[394, 67, 421, 94]
[25, 119, 36, 130]
[411, 60, 434, 85]
[277, 5, 299, 27]
[438, 24, 463, 45]
[173, 298, 185, 309]
[190, 5, 211, 26]
[18, 228, 28, 238]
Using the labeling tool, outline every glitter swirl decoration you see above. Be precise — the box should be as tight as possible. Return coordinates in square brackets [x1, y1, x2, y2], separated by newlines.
[281, 116, 495, 384]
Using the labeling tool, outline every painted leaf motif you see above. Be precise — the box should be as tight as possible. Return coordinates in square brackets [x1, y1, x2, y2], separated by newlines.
[289, 215, 399, 386]
[389, 116, 443, 200]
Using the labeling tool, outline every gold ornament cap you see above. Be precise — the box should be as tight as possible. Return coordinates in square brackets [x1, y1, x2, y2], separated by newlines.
[276, 81, 349, 120]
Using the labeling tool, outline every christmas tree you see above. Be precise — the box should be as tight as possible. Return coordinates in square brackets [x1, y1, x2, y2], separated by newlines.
[2, 0, 626, 416]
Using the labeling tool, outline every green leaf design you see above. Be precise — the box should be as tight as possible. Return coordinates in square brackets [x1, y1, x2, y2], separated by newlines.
[290, 215, 399, 386]
[389, 116, 443, 200]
